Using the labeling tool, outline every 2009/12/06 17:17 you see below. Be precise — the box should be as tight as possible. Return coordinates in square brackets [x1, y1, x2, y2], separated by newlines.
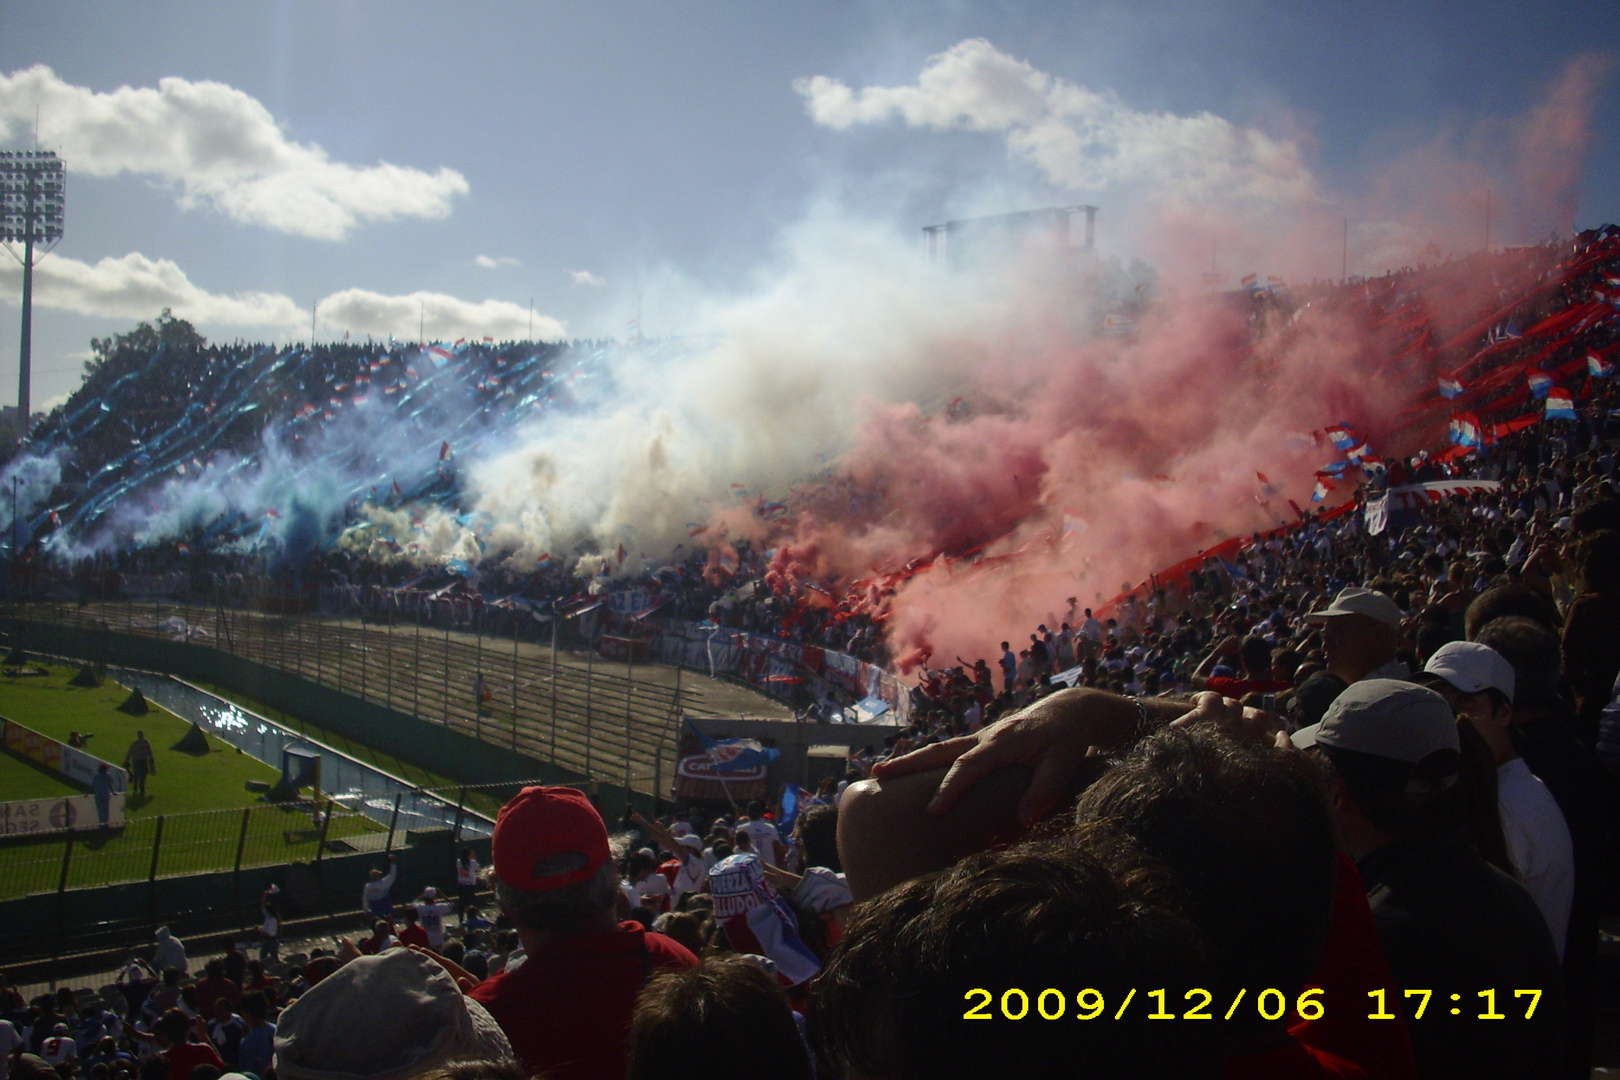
[960, 988, 1544, 1021]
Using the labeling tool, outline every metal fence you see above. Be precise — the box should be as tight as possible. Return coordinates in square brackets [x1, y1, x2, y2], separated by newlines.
[0, 804, 389, 903]
[4, 598, 693, 800]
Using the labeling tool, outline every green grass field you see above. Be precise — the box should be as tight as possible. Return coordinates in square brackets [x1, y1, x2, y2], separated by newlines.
[0, 666, 386, 900]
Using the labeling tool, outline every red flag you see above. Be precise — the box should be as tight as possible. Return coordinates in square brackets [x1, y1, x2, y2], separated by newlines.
[616, 543, 627, 567]
[439, 441, 451, 461]
[391, 479, 402, 496]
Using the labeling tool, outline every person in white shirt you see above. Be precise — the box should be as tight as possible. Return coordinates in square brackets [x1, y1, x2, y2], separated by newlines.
[455, 848, 481, 916]
[361, 854, 398, 917]
[40, 1024, 76, 1069]
[1418, 641, 1575, 957]
[737, 801, 783, 867]
[414, 886, 456, 949]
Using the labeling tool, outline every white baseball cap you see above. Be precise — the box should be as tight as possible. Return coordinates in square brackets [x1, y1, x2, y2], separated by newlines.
[1305, 587, 1403, 631]
[1418, 641, 1515, 701]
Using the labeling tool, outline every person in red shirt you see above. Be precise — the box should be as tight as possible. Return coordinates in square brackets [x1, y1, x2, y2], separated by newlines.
[152, 1009, 224, 1080]
[395, 906, 431, 950]
[469, 786, 698, 1080]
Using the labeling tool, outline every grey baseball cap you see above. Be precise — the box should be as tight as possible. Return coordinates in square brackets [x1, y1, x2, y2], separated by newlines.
[1304, 587, 1403, 631]
[1292, 679, 1458, 764]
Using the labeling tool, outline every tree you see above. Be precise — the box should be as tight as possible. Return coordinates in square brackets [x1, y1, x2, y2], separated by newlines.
[84, 309, 206, 377]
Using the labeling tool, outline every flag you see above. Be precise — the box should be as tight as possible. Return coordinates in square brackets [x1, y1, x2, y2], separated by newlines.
[1545, 388, 1577, 420]
[1312, 479, 1332, 503]
[483, 335, 494, 342]
[1241, 273, 1260, 293]
[777, 783, 810, 837]
[1438, 375, 1464, 399]
[1527, 371, 1554, 399]
[1449, 413, 1483, 448]
[391, 479, 402, 497]
[1256, 472, 1281, 497]
[708, 854, 821, 987]
[439, 440, 452, 461]
[1319, 461, 1349, 478]
[1590, 352, 1614, 378]
[1325, 425, 1357, 452]
[536, 552, 553, 566]
[1346, 442, 1372, 461]
[687, 720, 779, 773]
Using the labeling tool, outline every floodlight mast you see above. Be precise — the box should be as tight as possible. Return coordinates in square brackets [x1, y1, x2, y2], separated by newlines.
[1, 151, 67, 442]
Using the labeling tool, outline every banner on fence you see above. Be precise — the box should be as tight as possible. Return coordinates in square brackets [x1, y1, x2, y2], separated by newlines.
[0, 793, 125, 836]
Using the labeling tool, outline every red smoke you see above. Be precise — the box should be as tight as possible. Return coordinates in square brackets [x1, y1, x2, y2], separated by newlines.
[705, 54, 1612, 671]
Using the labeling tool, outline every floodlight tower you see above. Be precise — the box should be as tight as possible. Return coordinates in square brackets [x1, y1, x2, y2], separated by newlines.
[1, 151, 67, 441]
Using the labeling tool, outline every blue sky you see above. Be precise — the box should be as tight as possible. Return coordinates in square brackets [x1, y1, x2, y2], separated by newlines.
[1, 0, 1616, 409]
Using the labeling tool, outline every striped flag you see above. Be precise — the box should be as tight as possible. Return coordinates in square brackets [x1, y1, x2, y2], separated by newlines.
[1527, 371, 1554, 399]
[1438, 375, 1464, 399]
[1545, 388, 1577, 420]
[1590, 352, 1613, 378]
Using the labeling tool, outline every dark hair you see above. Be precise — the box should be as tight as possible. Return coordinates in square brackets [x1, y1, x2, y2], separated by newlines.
[1074, 727, 1337, 1029]
[807, 835, 1219, 1080]
[1240, 635, 1273, 676]
[156, 1008, 190, 1044]
[1475, 616, 1563, 711]
[796, 805, 840, 872]
[238, 991, 267, 1021]
[658, 911, 706, 957]
[629, 959, 812, 1080]
[1575, 530, 1620, 596]
[412, 1061, 531, 1080]
[1465, 585, 1561, 639]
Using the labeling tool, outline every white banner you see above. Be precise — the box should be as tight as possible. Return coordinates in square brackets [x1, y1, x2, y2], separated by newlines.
[0, 792, 125, 835]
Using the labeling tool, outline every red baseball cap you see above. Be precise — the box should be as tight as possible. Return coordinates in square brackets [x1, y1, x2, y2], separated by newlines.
[492, 786, 610, 892]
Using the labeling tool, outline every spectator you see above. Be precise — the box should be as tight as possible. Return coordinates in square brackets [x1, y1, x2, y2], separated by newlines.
[455, 849, 481, 917]
[1293, 680, 1566, 1077]
[414, 888, 455, 950]
[152, 929, 187, 976]
[1562, 529, 1620, 742]
[36, 1026, 73, 1072]
[396, 907, 430, 951]
[467, 786, 698, 1080]
[123, 732, 155, 798]
[736, 801, 782, 867]
[236, 993, 274, 1079]
[203, 1001, 243, 1071]
[809, 834, 1221, 1079]
[150, 1010, 222, 1080]
[192, 960, 239, 1019]
[271, 950, 512, 1080]
[361, 855, 397, 918]
[1416, 641, 1574, 955]
[627, 958, 811, 1080]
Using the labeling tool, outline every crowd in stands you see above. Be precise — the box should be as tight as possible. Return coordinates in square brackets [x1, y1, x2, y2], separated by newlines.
[6, 228, 1620, 1078]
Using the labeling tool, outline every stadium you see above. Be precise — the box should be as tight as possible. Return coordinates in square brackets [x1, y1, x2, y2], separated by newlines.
[3, 9, 1620, 1080]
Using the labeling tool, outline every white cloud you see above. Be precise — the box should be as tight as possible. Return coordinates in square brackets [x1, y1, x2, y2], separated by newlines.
[795, 39, 1315, 207]
[0, 65, 469, 240]
[475, 255, 519, 269]
[570, 269, 606, 287]
[316, 288, 567, 341]
[0, 250, 304, 326]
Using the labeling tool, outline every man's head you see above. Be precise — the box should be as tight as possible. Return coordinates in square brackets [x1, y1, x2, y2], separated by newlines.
[1464, 584, 1561, 639]
[1293, 679, 1461, 849]
[1474, 616, 1564, 718]
[628, 959, 812, 1080]
[1414, 641, 1516, 765]
[1074, 727, 1336, 1035]
[212, 998, 234, 1024]
[490, 786, 617, 938]
[1305, 588, 1401, 683]
[808, 835, 1220, 1080]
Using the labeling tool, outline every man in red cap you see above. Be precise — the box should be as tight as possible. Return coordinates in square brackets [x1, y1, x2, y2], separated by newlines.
[469, 786, 697, 1080]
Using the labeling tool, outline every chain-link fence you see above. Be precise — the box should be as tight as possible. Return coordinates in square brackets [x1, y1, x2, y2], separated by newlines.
[0, 804, 390, 902]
